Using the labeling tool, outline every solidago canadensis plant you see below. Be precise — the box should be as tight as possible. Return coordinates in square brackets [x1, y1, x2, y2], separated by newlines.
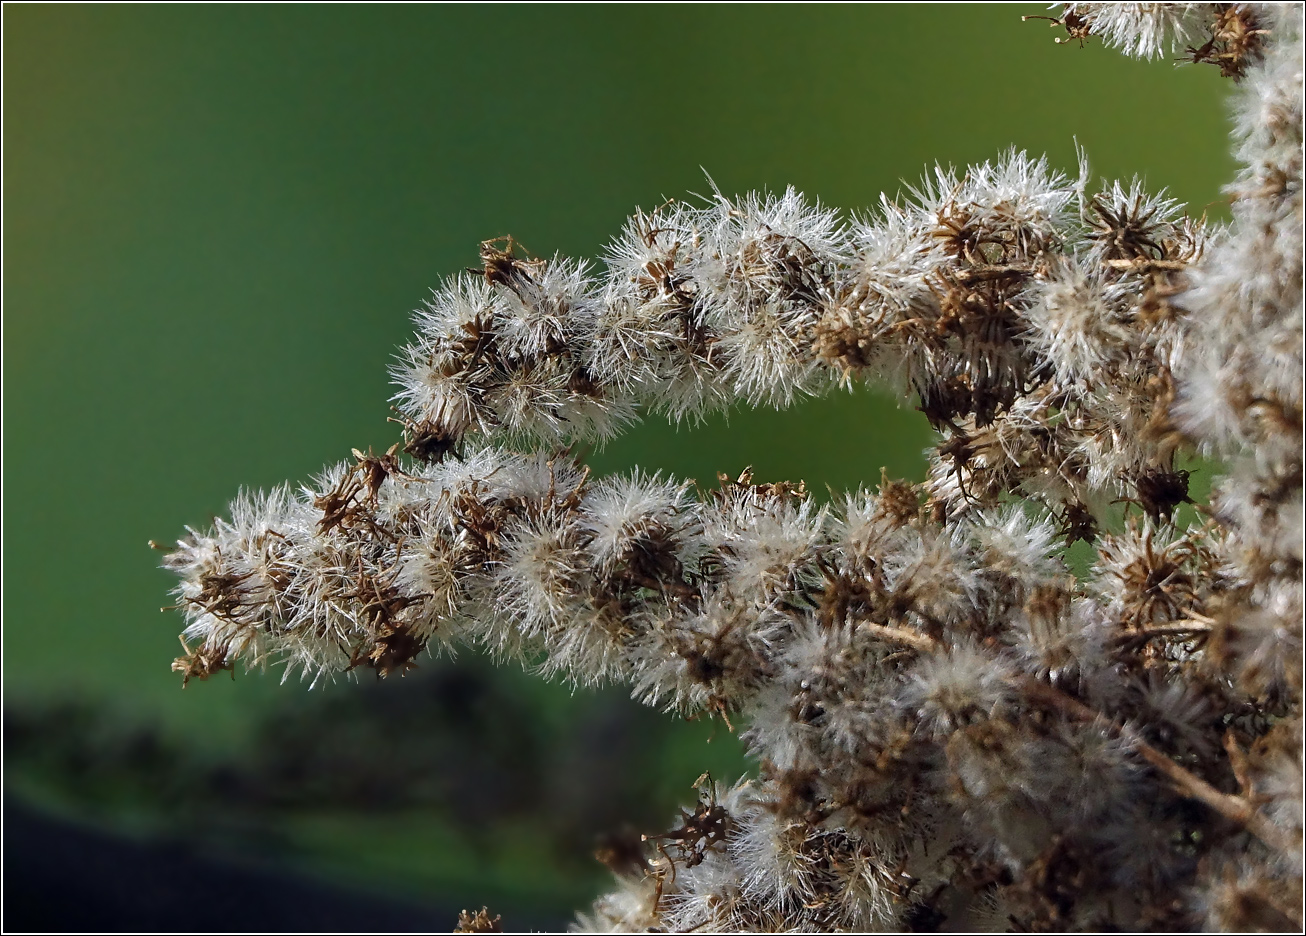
[159, 5, 1303, 931]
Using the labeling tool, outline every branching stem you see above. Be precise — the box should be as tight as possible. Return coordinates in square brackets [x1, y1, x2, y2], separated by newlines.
[1019, 677, 1298, 855]
[852, 620, 1297, 854]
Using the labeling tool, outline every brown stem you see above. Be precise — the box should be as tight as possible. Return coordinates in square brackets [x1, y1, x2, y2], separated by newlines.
[859, 622, 939, 654]
[1114, 621, 1212, 650]
[1130, 620, 1214, 637]
[1223, 729, 1254, 799]
[626, 571, 700, 601]
[1103, 258, 1189, 271]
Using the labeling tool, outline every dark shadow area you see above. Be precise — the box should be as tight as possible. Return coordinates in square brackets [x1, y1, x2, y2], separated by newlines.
[2, 795, 562, 933]
[3, 654, 686, 850]
[3, 654, 742, 928]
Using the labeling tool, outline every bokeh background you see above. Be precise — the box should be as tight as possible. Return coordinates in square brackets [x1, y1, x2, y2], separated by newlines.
[5, 5, 1234, 931]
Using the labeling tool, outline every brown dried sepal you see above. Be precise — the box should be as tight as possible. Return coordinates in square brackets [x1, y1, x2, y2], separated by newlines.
[932, 202, 992, 264]
[467, 235, 544, 297]
[798, 830, 901, 928]
[712, 466, 808, 506]
[916, 376, 971, 433]
[172, 637, 234, 688]
[877, 469, 924, 528]
[1132, 466, 1193, 523]
[813, 301, 878, 375]
[1023, 9, 1094, 48]
[759, 230, 830, 305]
[393, 413, 459, 465]
[928, 266, 1025, 344]
[314, 444, 410, 534]
[189, 567, 257, 621]
[1185, 5, 1269, 79]
[644, 774, 732, 870]
[935, 430, 980, 500]
[1088, 192, 1168, 264]
[631, 205, 694, 304]
[905, 269, 1030, 429]
[1054, 500, 1099, 547]
[567, 366, 603, 398]
[448, 483, 517, 564]
[354, 444, 406, 501]
[349, 621, 428, 679]
[315, 471, 367, 536]
[1106, 523, 1210, 631]
[635, 225, 716, 361]
[343, 557, 429, 677]
[816, 566, 876, 631]
[606, 517, 699, 602]
[453, 906, 503, 934]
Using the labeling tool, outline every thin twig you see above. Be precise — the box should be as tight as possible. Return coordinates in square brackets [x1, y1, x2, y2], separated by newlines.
[1114, 620, 1213, 649]
[1104, 258, 1189, 271]
[859, 622, 939, 654]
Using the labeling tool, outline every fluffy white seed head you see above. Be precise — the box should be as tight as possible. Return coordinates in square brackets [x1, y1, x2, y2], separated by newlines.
[898, 640, 1017, 737]
[1066, 3, 1214, 60]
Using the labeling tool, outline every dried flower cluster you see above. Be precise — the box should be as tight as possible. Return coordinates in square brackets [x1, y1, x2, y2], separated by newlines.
[159, 5, 1303, 931]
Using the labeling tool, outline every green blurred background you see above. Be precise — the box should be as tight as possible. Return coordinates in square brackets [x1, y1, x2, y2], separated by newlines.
[4, 4, 1233, 929]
